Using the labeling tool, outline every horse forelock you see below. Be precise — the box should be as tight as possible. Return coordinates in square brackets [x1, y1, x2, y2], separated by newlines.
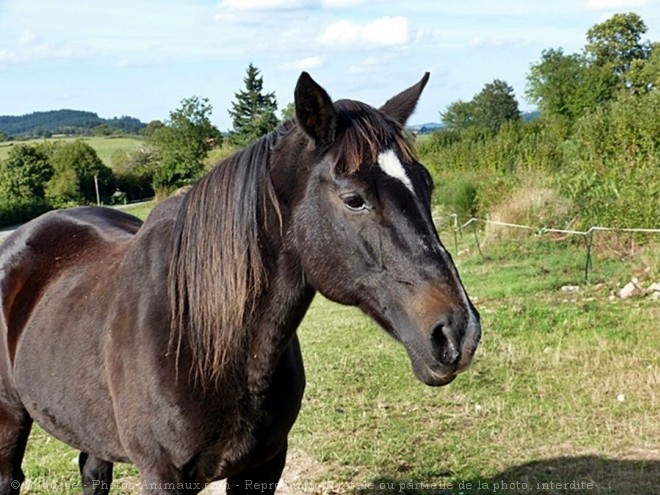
[169, 130, 281, 389]
[332, 100, 415, 175]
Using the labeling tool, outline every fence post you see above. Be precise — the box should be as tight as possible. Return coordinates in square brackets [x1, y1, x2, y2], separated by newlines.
[471, 219, 483, 257]
[584, 229, 594, 283]
[451, 214, 459, 254]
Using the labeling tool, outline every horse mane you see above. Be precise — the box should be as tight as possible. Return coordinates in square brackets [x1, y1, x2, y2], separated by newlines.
[332, 100, 416, 175]
[169, 129, 281, 388]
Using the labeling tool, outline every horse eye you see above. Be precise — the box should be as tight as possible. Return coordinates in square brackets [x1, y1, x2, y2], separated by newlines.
[342, 193, 368, 212]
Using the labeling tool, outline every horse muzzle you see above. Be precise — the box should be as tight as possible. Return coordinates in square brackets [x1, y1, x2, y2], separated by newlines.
[403, 307, 482, 387]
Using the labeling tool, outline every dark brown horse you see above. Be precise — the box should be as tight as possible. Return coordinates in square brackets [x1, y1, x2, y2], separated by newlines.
[0, 72, 480, 494]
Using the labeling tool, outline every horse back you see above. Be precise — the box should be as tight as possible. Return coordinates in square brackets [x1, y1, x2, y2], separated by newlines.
[0, 206, 142, 365]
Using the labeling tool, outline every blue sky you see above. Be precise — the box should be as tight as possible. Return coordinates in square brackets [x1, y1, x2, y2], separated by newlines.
[1, 0, 659, 130]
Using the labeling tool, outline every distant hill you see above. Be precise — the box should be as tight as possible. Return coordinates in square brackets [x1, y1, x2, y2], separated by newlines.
[522, 110, 541, 122]
[0, 110, 146, 139]
[407, 113, 540, 135]
[407, 122, 443, 134]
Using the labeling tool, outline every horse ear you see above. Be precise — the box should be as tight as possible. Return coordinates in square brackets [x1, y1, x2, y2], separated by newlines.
[379, 72, 430, 125]
[295, 72, 337, 145]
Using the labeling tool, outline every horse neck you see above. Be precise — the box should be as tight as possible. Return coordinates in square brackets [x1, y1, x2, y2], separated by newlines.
[240, 132, 319, 395]
[169, 128, 314, 395]
[243, 231, 315, 395]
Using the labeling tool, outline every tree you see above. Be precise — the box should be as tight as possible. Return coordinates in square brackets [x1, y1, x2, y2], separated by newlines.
[280, 102, 295, 123]
[627, 41, 660, 92]
[150, 96, 221, 192]
[0, 144, 53, 201]
[472, 79, 521, 135]
[528, 49, 592, 121]
[228, 63, 278, 145]
[526, 47, 618, 122]
[585, 12, 652, 79]
[46, 141, 114, 205]
[528, 13, 653, 122]
[143, 120, 164, 138]
[441, 100, 477, 132]
[441, 80, 520, 135]
[112, 146, 157, 201]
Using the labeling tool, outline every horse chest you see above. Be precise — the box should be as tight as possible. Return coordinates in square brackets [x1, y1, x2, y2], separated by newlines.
[186, 340, 306, 482]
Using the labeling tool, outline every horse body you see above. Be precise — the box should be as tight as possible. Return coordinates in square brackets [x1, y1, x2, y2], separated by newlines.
[3, 199, 309, 484]
[0, 72, 481, 494]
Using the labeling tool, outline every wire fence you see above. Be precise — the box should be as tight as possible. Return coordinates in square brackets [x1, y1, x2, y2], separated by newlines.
[434, 214, 660, 282]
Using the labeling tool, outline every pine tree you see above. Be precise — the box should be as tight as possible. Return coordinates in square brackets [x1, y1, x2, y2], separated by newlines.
[228, 63, 278, 146]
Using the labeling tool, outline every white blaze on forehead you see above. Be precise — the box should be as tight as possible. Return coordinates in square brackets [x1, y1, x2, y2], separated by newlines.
[377, 149, 414, 193]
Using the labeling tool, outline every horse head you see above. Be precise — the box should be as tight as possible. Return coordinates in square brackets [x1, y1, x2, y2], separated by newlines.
[277, 72, 481, 386]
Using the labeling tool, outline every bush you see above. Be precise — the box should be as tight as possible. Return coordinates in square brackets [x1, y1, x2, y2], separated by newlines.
[419, 93, 659, 233]
[0, 197, 51, 227]
[111, 147, 156, 201]
[46, 140, 114, 205]
[485, 184, 575, 242]
[565, 91, 660, 228]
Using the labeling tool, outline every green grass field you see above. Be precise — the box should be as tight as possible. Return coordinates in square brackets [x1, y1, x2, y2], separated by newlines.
[15, 209, 660, 494]
[0, 136, 143, 167]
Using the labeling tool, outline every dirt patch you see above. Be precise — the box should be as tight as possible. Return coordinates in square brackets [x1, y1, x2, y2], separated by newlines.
[202, 448, 330, 494]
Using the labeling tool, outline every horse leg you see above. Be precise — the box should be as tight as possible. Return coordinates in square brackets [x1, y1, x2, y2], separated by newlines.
[138, 466, 203, 495]
[0, 410, 32, 495]
[225, 444, 287, 494]
[79, 452, 113, 495]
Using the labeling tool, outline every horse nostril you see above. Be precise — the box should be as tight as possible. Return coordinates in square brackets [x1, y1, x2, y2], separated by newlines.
[430, 319, 460, 366]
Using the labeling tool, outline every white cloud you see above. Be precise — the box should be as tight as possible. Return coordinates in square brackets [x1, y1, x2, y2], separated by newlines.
[0, 41, 93, 68]
[319, 16, 409, 48]
[584, 0, 652, 10]
[219, 0, 304, 10]
[285, 55, 326, 70]
[18, 31, 40, 45]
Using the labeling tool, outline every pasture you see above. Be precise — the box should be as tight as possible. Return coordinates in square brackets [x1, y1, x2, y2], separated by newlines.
[16, 202, 659, 494]
[0, 136, 143, 166]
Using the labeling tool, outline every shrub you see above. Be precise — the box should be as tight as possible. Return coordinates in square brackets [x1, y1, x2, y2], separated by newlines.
[485, 184, 575, 242]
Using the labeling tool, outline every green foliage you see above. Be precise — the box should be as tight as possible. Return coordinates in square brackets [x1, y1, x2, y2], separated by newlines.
[527, 13, 653, 124]
[585, 12, 652, 79]
[111, 146, 157, 201]
[46, 140, 114, 206]
[441, 100, 477, 132]
[0, 138, 151, 227]
[0, 144, 53, 201]
[228, 63, 278, 146]
[424, 12, 659, 232]
[472, 79, 521, 134]
[442, 79, 520, 135]
[564, 90, 660, 228]
[150, 96, 221, 193]
[0, 196, 51, 227]
[93, 124, 113, 136]
[142, 120, 164, 138]
[280, 102, 295, 122]
[0, 144, 54, 225]
[527, 49, 599, 121]
[419, 119, 565, 217]
[627, 41, 660, 92]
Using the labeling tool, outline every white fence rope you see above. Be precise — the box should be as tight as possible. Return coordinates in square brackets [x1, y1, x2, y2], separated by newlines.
[433, 215, 660, 282]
